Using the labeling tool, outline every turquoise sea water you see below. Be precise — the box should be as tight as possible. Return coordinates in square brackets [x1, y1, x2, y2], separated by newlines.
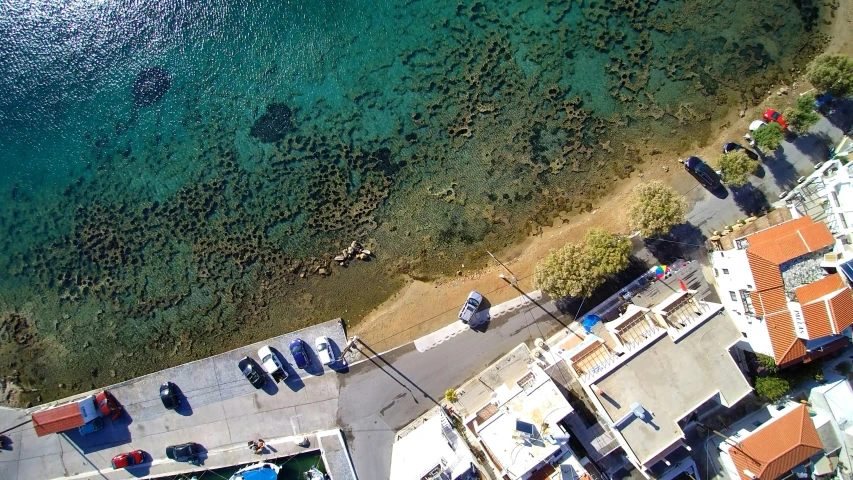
[0, 0, 828, 400]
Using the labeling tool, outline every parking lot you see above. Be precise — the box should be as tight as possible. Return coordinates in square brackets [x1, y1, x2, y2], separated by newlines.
[0, 319, 349, 480]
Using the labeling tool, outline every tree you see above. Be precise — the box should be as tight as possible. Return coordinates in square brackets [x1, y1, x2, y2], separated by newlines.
[756, 353, 778, 374]
[444, 388, 458, 402]
[753, 123, 784, 152]
[583, 228, 632, 277]
[627, 181, 688, 237]
[533, 228, 632, 298]
[717, 150, 759, 187]
[755, 376, 790, 401]
[784, 93, 821, 133]
[806, 53, 853, 97]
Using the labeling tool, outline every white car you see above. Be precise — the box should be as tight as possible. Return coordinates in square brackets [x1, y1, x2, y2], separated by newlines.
[257, 345, 288, 382]
[458, 291, 483, 324]
[314, 336, 334, 366]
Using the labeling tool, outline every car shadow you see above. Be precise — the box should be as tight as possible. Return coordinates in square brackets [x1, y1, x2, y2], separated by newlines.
[730, 183, 771, 217]
[281, 362, 306, 392]
[325, 338, 350, 373]
[469, 298, 492, 332]
[0, 435, 13, 451]
[126, 452, 152, 478]
[172, 384, 193, 416]
[260, 376, 279, 395]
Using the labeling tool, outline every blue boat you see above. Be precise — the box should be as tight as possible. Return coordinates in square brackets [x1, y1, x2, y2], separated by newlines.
[229, 462, 280, 480]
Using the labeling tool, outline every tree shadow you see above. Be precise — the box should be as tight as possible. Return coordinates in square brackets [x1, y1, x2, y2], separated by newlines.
[764, 149, 802, 191]
[753, 163, 766, 179]
[555, 257, 650, 318]
[730, 182, 771, 217]
[790, 130, 833, 160]
[821, 97, 853, 130]
[642, 222, 707, 265]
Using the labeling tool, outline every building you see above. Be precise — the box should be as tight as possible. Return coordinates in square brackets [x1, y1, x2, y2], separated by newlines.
[389, 408, 481, 480]
[783, 158, 853, 240]
[455, 344, 586, 480]
[808, 379, 853, 480]
[710, 215, 853, 368]
[718, 403, 829, 480]
[560, 289, 753, 479]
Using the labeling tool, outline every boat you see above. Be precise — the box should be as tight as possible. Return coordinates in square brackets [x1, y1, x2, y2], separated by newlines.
[229, 461, 281, 480]
[304, 466, 328, 480]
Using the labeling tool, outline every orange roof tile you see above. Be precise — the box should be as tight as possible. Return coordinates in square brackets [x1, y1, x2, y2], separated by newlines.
[795, 274, 847, 305]
[751, 287, 788, 318]
[829, 288, 853, 334]
[744, 217, 815, 247]
[764, 310, 805, 367]
[746, 217, 834, 266]
[799, 222, 836, 251]
[729, 405, 824, 480]
[801, 302, 833, 338]
[746, 252, 784, 292]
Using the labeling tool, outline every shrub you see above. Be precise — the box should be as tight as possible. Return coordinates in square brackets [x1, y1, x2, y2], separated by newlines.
[755, 376, 791, 401]
[627, 181, 688, 237]
[806, 53, 853, 97]
[718, 150, 760, 187]
[753, 123, 784, 152]
[444, 388, 458, 403]
[756, 353, 778, 374]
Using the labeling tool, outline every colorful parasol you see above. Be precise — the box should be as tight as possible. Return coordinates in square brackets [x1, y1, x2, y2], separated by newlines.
[653, 265, 670, 279]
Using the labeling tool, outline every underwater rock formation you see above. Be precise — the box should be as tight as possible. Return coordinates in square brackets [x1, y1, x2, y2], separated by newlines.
[250, 103, 294, 143]
[132, 67, 172, 107]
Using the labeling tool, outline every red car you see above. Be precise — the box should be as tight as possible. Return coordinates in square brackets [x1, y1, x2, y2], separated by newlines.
[111, 450, 145, 469]
[96, 390, 122, 420]
[762, 109, 788, 130]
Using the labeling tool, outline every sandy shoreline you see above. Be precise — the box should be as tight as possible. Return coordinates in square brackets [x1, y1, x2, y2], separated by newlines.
[351, 2, 853, 353]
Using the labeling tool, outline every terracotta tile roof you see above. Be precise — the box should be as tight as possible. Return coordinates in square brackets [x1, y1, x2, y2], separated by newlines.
[795, 274, 847, 304]
[729, 405, 823, 480]
[746, 252, 783, 292]
[745, 217, 834, 265]
[829, 288, 853, 334]
[801, 302, 833, 338]
[764, 311, 806, 367]
[750, 287, 788, 318]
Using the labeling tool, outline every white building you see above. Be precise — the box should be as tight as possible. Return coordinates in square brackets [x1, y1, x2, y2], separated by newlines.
[389, 408, 480, 480]
[561, 290, 752, 479]
[809, 379, 853, 480]
[456, 344, 584, 480]
[709, 214, 853, 368]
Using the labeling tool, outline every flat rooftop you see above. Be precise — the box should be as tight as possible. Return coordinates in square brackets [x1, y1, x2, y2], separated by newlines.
[591, 308, 751, 465]
[476, 367, 574, 479]
[0, 319, 351, 480]
[457, 344, 532, 417]
[389, 412, 473, 480]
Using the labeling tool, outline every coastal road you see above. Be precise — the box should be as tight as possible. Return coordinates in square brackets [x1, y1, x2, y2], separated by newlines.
[685, 107, 852, 234]
[337, 290, 569, 480]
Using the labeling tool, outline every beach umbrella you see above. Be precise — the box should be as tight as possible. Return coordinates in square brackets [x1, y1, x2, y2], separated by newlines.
[582, 314, 601, 334]
[653, 265, 669, 279]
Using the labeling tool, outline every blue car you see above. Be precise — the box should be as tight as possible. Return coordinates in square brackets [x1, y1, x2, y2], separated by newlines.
[289, 338, 309, 369]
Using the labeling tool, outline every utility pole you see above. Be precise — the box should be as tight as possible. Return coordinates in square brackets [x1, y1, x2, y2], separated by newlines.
[336, 335, 359, 363]
[488, 251, 519, 286]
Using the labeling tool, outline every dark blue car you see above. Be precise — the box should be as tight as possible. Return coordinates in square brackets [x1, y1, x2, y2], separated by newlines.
[289, 338, 309, 369]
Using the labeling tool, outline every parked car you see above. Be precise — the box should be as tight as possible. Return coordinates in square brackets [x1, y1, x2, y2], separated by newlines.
[160, 382, 180, 410]
[258, 345, 288, 382]
[78, 416, 104, 436]
[762, 109, 788, 130]
[458, 291, 483, 324]
[95, 390, 122, 420]
[166, 442, 200, 464]
[723, 142, 759, 161]
[111, 450, 145, 469]
[315, 336, 334, 366]
[239, 356, 267, 388]
[289, 338, 310, 369]
[682, 156, 723, 190]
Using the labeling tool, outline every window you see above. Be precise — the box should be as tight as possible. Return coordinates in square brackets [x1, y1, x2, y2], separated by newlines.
[729, 291, 737, 301]
[714, 268, 719, 277]
[747, 284, 753, 289]
[742, 332, 748, 337]
[722, 268, 730, 275]
[740, 290, 755, 315]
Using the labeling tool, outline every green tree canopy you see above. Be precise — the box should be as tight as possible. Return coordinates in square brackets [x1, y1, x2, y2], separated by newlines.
[533, 229, 632, 298]
[753, 123, 784, 152]
[627, 181, 688, 237]
[717, 150, 759, 187]
[806, 53, 853, 97]
[784, 93, 821, 133]
[755, 376, 790, 402]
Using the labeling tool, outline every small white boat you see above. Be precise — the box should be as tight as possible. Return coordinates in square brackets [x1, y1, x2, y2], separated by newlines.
[304, 466, 328, 480]
[230, 461, 281, 480]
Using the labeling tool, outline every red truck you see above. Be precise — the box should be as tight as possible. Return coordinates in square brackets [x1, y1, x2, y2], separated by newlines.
[31, 390, 122, 436]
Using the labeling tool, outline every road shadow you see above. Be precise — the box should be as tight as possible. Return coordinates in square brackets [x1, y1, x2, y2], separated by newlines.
[172, 384, 193, 416]
[730, 183, 771, 216]
[355, 340, 440, 406]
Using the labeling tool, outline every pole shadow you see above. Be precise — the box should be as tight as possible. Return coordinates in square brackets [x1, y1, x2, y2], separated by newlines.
[354, 340, 439, 406]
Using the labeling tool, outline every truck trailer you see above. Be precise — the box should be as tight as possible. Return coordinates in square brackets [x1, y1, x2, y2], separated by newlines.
[31, 395, 101, 436]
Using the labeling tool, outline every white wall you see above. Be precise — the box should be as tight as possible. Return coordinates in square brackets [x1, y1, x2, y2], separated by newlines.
[710, 249, 775, 357]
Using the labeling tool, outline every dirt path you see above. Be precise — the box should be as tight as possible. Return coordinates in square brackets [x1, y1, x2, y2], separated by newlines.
[352, 7, 853, 352]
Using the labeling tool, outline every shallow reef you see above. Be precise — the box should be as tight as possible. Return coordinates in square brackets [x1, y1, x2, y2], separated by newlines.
[131, 67, 172, 108]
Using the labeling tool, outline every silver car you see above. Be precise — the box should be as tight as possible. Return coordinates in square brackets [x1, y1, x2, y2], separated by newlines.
[458, 291, 483, 324]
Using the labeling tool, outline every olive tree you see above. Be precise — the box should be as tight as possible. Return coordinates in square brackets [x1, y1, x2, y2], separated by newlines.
[718, 150, 759, 187]
[806, 53, 853, 97]
[755, 376, 790, 402]
[753, 123, 784, 152]
[784, 93, 821, 133]
[627, 181, 688, 237]
[533, 228, 631, 298]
